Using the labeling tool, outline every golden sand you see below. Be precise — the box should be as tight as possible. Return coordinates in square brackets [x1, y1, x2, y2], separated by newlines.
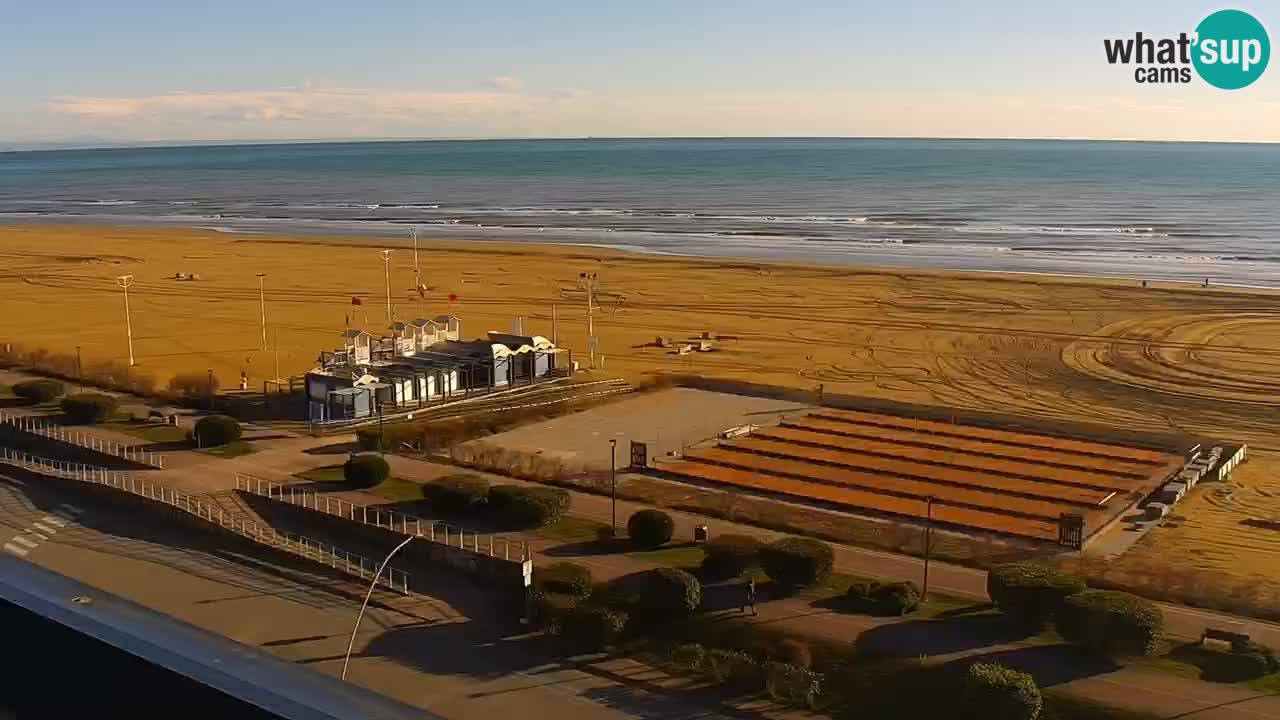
[3, 224, 1280, 579]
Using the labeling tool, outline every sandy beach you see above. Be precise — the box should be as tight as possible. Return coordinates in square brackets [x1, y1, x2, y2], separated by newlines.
[3, 223, 1280, 584]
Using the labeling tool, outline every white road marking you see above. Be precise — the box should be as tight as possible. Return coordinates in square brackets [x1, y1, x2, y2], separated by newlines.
[42, 515, 68, 527]
[31, 521, 56, 535]
[4, 543, 28, 557]
[58, 504, 85, 516]
[28, 531, 49, 541]
[11, 536, 37, 549]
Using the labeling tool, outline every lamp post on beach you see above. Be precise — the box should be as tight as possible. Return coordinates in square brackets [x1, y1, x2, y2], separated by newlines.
[341, 535, 414, 681]
[256, 273, 268, 351]
[380, 250, 394, 325]
[609, 438, 617, 535]
[115, 275, 136, 367]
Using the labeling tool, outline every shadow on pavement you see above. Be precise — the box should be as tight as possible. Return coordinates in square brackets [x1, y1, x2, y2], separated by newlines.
[854, 613, 1040, 658]
[303, 441, 363, 456]
[939, 643, 1122, 688]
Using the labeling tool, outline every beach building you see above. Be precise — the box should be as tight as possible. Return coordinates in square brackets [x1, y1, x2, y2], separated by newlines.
[305, 316, 568, 421]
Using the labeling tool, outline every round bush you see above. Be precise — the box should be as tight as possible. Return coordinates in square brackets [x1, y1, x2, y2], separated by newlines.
[530, 588, 578, 628]
[670, 643, 707, 672]
[343, 453, 391, 489]
[701, 533, 762, 580]
[192, 414, 241, 447]
[627, 509, 674, 549]
[1056, 590, 1164, 657]
[759, 537, 834, 588]
[844, 580, 921, 616]
[555, 606, 626, 651]
[422, 474, 489, 512]
[987, 562, 1086, 628]
[776, 638, 813, 670]
[536, 561, 593, 599]
[60, 392, 118, 425]
[959, 663, 1042, 720]
[704, 649, 763, 689]
[601, 568, 701, 622]
[13, 379, 64, 403]
[487, 485, 570, 528]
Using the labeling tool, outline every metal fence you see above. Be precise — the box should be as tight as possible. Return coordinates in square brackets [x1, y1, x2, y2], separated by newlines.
[0, 447, 409, 594]
[0, 410, 166, 469]
[235, 473, 529, 563]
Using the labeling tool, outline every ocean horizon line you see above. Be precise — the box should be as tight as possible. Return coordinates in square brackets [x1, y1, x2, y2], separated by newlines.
[4, 134, 1278, 154]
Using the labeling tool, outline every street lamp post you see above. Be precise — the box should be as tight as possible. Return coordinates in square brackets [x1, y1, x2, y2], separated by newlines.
[377, 397, 385, 454]
[380, 250, 393, 325]
[256, 273, 268, 351]
[116, 275, 135, 366]
[75, 345, 82, 391]
[922, 496, 935, 599]
[609, 439, 617, 535]
[341, 535, 414, 681]
[207, 368, 215, 411]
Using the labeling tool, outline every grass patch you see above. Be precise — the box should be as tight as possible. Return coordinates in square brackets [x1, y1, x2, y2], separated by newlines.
[197, 440, 256, 458]
[0, 384, 13, 399]
[100, 420, 187, 444]
[629, 543, 707, 570]
[294, 464, 424, 502]
[536, 515, 612, 543]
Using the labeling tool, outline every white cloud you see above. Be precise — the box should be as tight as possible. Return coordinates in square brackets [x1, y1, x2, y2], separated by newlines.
[31, 84, 1280, 144]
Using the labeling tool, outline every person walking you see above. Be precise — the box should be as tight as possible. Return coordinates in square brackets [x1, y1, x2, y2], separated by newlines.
[743, 577, 757, 616]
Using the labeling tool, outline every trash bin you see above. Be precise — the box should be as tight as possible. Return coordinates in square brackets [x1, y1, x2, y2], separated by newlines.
[693, 525, 709, 543]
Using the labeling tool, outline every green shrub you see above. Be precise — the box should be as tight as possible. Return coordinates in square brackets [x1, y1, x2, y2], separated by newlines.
[1056, 590, 1164, 657]
[704, 649, 763, 689]
[959, 663, 1042, 720]
[536, 562, 593, 599]
[627, 509, 674, 549]
[555, 607, 626, 651]
[764, 661, 823, 709]
[531, 588, 579, 628]
[701, 533, 762, 580]
[342, 453, 391, 489]
[421, 474, 489, 512]
[192, 414, 241, 447]
[59, 393, 118, 424]
[1198, 642, 1279, 682]
[775, 638, 812, 670]
[669, 643, 707, 672]
[845, 580, 921, 615]
[356, 423, 422, 452]
[488, 485, 570, 528]
[988, 562, 1087, 628]
[13, 379, 64, 403]
[601, 568, 701, 622]
[759, 537, 834, 588]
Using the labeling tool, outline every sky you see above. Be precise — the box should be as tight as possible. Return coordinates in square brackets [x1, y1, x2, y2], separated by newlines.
[1, 0, 1277, 145]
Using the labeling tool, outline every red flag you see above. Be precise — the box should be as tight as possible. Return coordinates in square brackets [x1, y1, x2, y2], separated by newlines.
[448, 293, 458, 304]
[351, 296, 363, 306]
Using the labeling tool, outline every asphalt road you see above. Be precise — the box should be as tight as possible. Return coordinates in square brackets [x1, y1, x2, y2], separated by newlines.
[0, 470, 753, 720]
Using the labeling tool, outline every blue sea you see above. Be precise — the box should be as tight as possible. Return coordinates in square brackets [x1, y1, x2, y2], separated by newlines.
[2, 138, 1278, 286]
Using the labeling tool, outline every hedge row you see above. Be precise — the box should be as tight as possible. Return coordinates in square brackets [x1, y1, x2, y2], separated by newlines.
[13, 379, 65, 403]
[60, 393, 118, 425]
[760, 537, 834, 588]
[988, 561, 1087, 628]
[417, 476, 570, 528]
[1056, 589, 1164, 657]
[701, 534, 762, 580]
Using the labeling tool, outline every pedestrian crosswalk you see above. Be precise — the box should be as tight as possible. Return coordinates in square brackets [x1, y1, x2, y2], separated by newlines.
[3, 503, 83, 558]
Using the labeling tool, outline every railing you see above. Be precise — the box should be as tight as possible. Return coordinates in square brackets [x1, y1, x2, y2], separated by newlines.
[0, 447, 409, 594]
[0, 410, 165, 469]
[235, 473, 529, 563]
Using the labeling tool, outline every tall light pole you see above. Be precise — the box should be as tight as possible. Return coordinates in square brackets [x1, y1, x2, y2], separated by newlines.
[116, 275, 136, 366]
[609, 438, 617, 535]
[256, 273, 268, 351]
[381, 250, 394, 325]
[922, 496, 935, 600]
[410, 228, 423, 318]
[580, 272, 598, 368]
[342, 535, 414, 681]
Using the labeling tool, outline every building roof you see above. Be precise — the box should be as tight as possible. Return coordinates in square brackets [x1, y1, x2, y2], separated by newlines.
[390, 321, 409, 332]
[433, 314, 459, 324]
[343, 329, 369, 339]
[410, 317, 440, 328]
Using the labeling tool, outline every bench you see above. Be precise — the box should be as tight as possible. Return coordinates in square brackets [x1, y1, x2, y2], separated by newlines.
[1202, 627, 1250, 651]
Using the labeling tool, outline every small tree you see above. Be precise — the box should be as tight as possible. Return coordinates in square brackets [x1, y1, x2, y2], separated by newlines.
[959, 663, 1042, 720]
[701, 533, 762, 580]
[60, 393, 118, 425]
[13, 379, 64, 403]
[1057, 590, 1164, 657]
[422, 474, 490, 512]
[760, 537, 834, 589]
[988, 562, 1086, 628]
[627, 509, 674, 549]
[192, 415, 241, 447]
[343, 453, 391, 489]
